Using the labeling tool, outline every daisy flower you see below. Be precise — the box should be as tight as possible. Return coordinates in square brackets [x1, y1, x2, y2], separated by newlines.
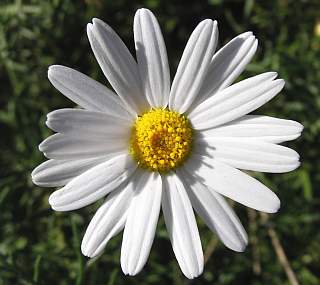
[32, 8, 303, 279]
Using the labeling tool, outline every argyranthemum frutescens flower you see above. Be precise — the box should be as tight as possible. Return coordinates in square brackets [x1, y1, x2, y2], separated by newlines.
[32, 8, 303, 278]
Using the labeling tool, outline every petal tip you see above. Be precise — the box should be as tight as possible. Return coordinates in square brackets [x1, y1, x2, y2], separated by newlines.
[48, 65, 55, 71]
[121, 263, 129, 276]
[38, 142, 45, 152]
[31, 170, 43, 186]
[126, 270, 139, 277]
[269, 71, 278, 79]
[31, 165, 39, 178]
[48, 190, 61, 209]
[92, 18, 107, 30]
[92, 17, 101, 25]
[138, 7, 150, 14]
[200, 18, 214, 27]
[185, 269, 202, 279]
[81, 247, 88, 257]
[86, 23, 93, 34]
[235, 242, 247, 252]
[45, 119, 51, 128]
[242, 31, 253, 37]
[81, 244, 92, 258]
[135, 8, 141, 17]
[296, 121, 304, 132]
[274, 79, 285, 91]
[48, 65, 72, 80]
[31, 175, 38, 185]
[47, 65, 55, 79]
[267, 198, 281, 214]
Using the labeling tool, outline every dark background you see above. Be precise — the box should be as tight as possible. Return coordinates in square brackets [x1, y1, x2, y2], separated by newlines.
[0, 0, 319, 284]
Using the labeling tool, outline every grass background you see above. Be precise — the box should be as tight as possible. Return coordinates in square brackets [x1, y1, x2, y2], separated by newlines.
[0, 0, 319, 284]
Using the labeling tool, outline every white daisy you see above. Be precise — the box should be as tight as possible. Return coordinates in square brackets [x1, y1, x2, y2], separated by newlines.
[32, 8, 303, 279]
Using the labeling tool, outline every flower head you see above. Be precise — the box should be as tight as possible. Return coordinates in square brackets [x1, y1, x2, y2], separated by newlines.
[32, 8, 303, 279]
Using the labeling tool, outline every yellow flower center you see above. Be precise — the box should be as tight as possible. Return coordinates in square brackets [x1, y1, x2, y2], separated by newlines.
[130, 108, 193, 172]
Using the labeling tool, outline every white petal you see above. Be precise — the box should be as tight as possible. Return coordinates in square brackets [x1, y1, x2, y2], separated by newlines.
[199, 115, 303, 144]
[31, 157, 110, 187]
[193, 32, 257, 106]
[39, 133, 127, 160]
[195, 138, 300, 173]
[189, 72, 285, 129]
[134, 8, 170, 108]
[178, 169, 247, 252]
[184, 154, 280, 213]
[169, 20, 218, 113]
[46, 109, 132, 138]
[47, 65, 132, 120]
[81, 172, 139, 258]
[162, 173, 203, 279]
[48, 154, 136, 211]
[121, 171, 162, 276]
[87, 19, 148, 115]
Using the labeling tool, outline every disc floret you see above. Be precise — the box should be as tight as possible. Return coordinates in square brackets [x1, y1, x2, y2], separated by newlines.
[130, 108, 193, 172]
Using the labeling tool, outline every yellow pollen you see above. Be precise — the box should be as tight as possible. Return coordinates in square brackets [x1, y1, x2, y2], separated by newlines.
[129, 108, 193, 172]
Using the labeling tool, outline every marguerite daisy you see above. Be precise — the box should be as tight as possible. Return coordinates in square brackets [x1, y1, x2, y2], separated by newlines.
[32, 8, 303, 279]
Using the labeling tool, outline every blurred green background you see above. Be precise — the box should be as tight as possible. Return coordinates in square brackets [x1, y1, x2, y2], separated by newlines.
[0, 0, 319, 284]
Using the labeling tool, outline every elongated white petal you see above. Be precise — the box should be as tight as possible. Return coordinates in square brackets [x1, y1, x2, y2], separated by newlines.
[47, 65, 132, 120]
[199, 115, 303, 144]
[46, 109, 132, 138]
[169, 20, 218, 113]
[195, 138, 300, 173]
[121, 171, 162, 276]
[184, 154, 280, 213]
[162, 173, 203, 279]
[189, 72, 285, 129]
[39, 133, 127, 160]
[48, 154, 136, 211]
[178, 169, 247, 252]
[81, 172, 139, 258]
[193, 32, 257, 106]
[31, 157, 110, 187]
[87, 19, 148, 115]
[134, 8, 170, 107]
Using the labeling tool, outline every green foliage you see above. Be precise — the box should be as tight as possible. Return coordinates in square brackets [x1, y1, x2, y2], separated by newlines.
[0, 0, 319, 284]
